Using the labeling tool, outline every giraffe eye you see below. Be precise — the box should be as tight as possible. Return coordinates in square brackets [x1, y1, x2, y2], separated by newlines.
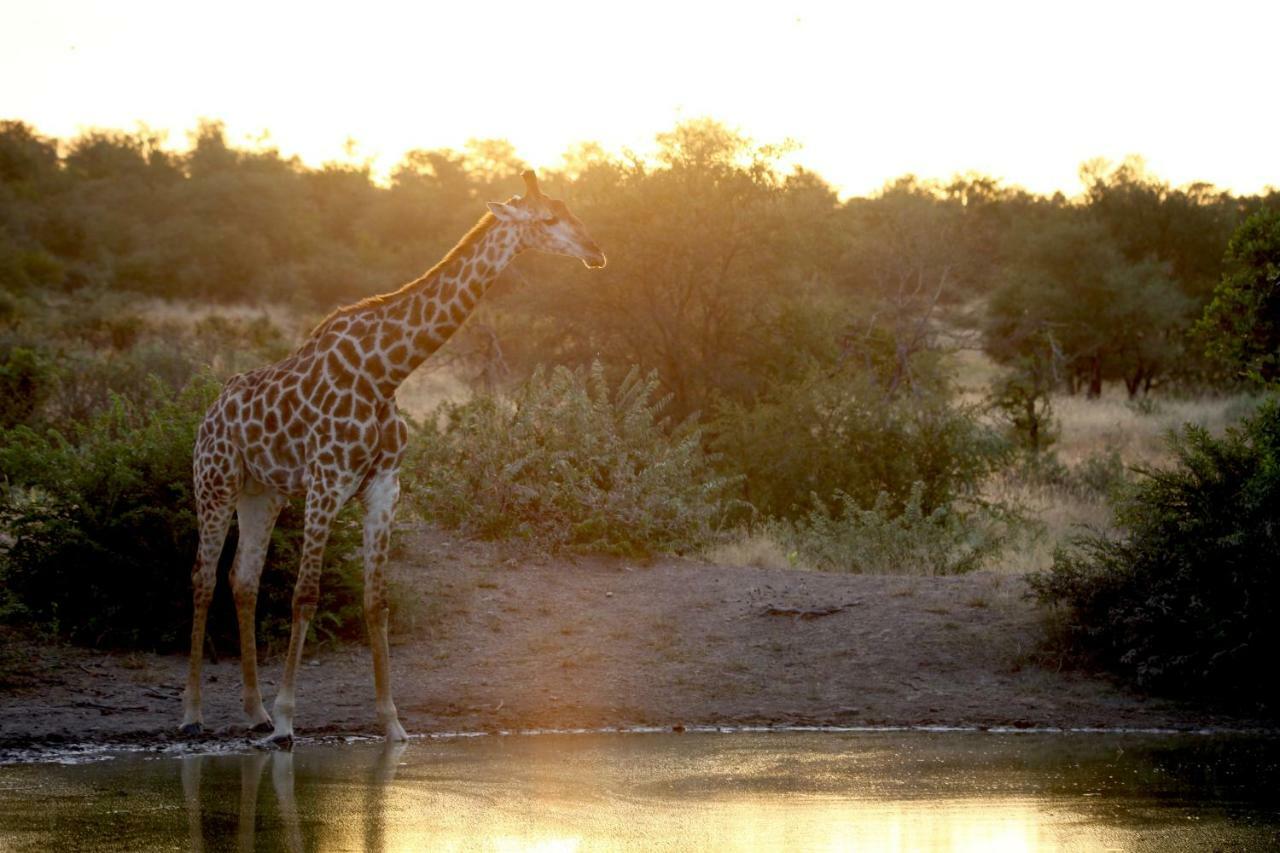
[543, 216, 559, 226]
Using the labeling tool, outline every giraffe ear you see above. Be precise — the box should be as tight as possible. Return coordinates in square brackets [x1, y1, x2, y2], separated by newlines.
[487, 201, 526, 223]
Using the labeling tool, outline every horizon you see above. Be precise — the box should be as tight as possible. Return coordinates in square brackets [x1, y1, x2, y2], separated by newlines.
[5, 1, 1279, 198]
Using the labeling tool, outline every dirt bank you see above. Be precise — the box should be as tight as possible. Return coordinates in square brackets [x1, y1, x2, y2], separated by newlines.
[0, 526, 1264, 758]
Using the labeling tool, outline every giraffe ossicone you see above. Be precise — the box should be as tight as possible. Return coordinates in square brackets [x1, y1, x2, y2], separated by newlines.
[180, 170, 606, 744]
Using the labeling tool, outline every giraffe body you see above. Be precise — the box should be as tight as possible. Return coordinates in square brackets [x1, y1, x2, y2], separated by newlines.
[181, 171, 605, 743]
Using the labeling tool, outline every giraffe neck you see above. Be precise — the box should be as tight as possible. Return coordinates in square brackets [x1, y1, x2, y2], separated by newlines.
[311, 216, 523, 400]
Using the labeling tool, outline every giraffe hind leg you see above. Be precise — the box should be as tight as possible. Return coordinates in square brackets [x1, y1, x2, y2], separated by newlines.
[181, 466, 238, 735]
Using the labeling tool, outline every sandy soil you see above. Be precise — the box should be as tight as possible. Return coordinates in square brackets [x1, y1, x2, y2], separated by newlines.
[0, 526, 1265, 757]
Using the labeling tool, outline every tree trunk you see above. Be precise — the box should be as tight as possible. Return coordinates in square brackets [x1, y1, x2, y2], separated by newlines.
[1124, 371, 1141, 399]
[1087, 356, 1103, 399]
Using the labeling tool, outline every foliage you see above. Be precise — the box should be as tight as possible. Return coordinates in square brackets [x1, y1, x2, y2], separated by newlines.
[1067, 449, 1132, 501]
[1080, 156, 1238, 302]
[0, 346, 51, 429]
[1030, 399, 1280, 707]
[2, 117, 1276, 399]
[712, 366, 1008, 521]
[403, 362, 734, 555]
[1197, 208, 1280, 386]
[989, 357, 1059, 454]
[0, 376, 366, 650]
[499, 120, 812, 418]
[773, 481, 1010, 575]
[985, 212, 1191, 397]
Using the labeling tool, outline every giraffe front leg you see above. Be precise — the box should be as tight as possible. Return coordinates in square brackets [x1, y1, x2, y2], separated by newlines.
[266, 598, 315, 749]
[362, 470, 407, 742]
[266, 487, 341, 748]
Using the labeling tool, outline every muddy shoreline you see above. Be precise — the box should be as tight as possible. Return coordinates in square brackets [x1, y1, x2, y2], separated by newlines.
[1, 527, 1270, 761]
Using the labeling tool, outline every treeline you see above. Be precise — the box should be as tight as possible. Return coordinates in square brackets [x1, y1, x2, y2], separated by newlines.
[3, 118, 1277, 414]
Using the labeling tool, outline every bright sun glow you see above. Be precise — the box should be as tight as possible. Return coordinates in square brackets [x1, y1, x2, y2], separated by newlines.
[4, 0, 1278, 196]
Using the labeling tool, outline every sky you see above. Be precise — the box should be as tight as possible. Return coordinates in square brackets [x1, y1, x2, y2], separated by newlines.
[3, 0, 1278, 198]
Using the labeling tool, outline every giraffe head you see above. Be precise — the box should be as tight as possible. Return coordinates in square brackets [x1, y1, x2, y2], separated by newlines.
[487, 170, 607, 269]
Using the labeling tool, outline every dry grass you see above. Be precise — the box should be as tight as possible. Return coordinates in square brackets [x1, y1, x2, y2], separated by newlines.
[704, 531, 810, 571]
[133, 295, 319, 341]
[983, 376, 1260, 575]
[1051, 390, 1261, 467]
[982, 474, 1113, 575]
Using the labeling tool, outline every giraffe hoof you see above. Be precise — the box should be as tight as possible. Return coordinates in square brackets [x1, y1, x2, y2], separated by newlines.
[179, 722, 204, 737]
[261, 732, 294, 751]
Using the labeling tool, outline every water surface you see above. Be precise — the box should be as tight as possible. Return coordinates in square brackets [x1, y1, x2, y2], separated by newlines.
[2, 730, 1278, 851]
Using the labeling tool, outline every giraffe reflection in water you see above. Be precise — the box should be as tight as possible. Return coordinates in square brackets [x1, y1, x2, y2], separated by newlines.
[180, 742, 408, 852]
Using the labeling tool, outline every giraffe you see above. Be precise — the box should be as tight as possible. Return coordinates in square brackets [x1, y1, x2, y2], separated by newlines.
[181, 170, 606, 745]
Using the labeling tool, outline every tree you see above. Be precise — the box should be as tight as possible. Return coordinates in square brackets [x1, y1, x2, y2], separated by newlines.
[1197, 209, 1280, 385]
[1081, 156, 1237, 302]
[502, 119, 813, 417]
[986, 211, 1189, 397]
[835, 178, 961, 393]
[0, 121, 60, 187]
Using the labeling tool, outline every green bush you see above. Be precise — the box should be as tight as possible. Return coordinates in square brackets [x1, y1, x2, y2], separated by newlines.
[773, 481, 1010, 575]
[989, 359, 1058, 454]
[38, 343, 202, 425]
[1009, 447, 1132, 503]
[712, 367, 1009, 520]
[1069, 449, 1131, 501]
[0, 346, 52, 429]
[404, 362, 734, 555]
[1031, 399, 1280, 708]
[0, 376, 366, 650]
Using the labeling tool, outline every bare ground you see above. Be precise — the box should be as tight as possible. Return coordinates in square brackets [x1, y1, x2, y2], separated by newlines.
[0, 526, 1265, 757]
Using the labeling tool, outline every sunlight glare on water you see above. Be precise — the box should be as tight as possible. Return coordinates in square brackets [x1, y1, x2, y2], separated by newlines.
[1, 730, 1276, 852]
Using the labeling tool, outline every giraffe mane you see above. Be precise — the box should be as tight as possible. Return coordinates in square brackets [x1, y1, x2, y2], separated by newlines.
[306, 210, 500, 339]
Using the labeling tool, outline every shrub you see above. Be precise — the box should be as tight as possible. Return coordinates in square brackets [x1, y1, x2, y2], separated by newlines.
[1009, 447, 1132, 504]
[0, 346, 52, 429]
[403, 362, 734, 555]
[37, 344, 199, 425]
[0, 375, 366, 650]
[989, 359, 1058, 454]
[1030, 398, 1280, 708]
[1068, 449, 1131, 501]
[771, 481, 1011, 575]
[712, 367, 1009, 520]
